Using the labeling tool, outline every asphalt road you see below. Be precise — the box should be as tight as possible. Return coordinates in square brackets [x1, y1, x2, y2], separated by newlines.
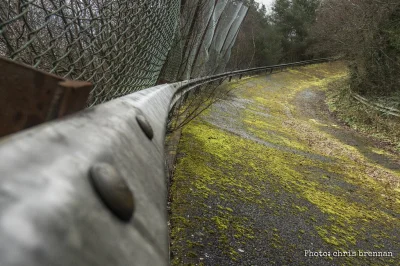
[169, 62, 400, 266]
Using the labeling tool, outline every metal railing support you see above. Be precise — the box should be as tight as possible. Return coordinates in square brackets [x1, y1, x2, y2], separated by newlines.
[0, 57, 92, 138]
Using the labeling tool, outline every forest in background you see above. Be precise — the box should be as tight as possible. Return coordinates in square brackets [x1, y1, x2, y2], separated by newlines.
[229, 0, 400, 100]
[1, 0, 398, 102]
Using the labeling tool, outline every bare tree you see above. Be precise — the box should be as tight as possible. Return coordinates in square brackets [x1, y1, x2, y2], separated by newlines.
[310, 0, 400, 98]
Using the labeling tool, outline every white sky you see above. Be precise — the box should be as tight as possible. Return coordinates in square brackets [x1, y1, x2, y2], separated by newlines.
[255, 0, 275, 12]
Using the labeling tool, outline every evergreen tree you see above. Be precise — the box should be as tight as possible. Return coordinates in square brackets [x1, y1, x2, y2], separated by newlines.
[228, 1, 283, 69]
[270, 0, 320, 61]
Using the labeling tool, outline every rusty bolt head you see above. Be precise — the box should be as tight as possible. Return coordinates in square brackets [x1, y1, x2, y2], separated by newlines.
[89, 163, 134, 222]
[136, 114, 154, 140]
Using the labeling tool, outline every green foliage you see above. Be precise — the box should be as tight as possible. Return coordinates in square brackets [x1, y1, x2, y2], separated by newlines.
[270, 0, 320, 61]
[228, 0, 283, 69]
[228, 0, 320, 68]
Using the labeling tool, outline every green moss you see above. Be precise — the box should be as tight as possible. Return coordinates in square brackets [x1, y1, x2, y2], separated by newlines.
[187, 251, 197, 258]
[169, 62, 400, 265]
[229, 247, 239, 260]
[270, 243, 280, 249]
[294, 205, 309, 212]
[211, 216, 229, 231]
[187, 240, 204, 248]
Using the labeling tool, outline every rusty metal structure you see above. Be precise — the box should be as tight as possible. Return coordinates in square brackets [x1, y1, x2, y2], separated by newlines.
[0, 57, 331, 266]
[0, 57, 91, 137]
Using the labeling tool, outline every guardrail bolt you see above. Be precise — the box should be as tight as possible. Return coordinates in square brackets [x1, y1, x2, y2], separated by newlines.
[89, 163, 134, 222]
[136, 114, 154, 140]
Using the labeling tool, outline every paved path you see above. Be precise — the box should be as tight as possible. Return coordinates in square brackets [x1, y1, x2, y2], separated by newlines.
[169, 62, 400, 265]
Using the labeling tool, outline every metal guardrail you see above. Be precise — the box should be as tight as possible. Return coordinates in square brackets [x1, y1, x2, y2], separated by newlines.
[0, 58, 332, 266]
[351, 91, 400, 118]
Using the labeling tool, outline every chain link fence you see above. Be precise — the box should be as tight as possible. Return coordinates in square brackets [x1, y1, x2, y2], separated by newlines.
[159, 0, 248, 82]
[0, 0, 180, 105]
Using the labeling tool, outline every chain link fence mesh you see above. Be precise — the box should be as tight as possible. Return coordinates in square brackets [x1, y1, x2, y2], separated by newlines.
[0, 0, 248, 105]
[0, 0, 180, 105]
[159, 0, 248, 82]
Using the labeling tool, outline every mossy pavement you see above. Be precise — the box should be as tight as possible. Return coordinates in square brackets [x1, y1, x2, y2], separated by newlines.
[169, 62, 400, 265]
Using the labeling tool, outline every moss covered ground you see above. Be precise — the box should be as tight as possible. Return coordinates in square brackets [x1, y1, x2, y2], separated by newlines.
[169, 62, 400, 265]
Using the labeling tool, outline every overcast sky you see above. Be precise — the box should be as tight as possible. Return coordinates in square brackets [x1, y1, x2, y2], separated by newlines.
[255, 0, 275, 12]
